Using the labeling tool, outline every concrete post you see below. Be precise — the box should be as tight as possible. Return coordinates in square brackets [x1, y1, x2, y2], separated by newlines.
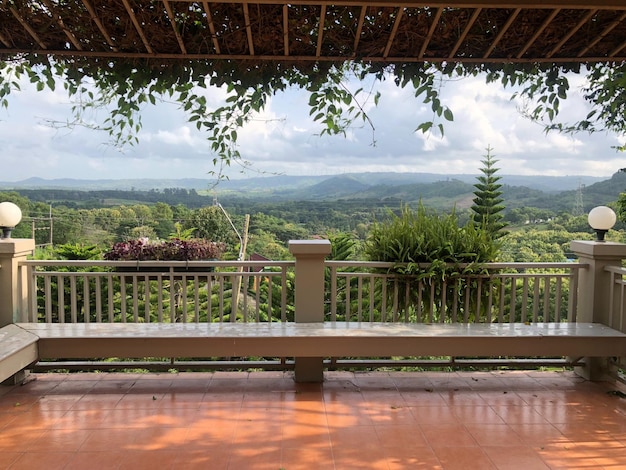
[289, 239, 331, 382]
[570, 240, 626, 380]
[0, 239, 35, 327]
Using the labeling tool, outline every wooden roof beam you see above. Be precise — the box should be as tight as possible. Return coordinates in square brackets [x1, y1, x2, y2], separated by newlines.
[383, 7, 404, 58]
[449, 7, 481, 59]
[0, 32, 11, 48]
[41, 0, 83, 51]
[547, 8, 597, 58]
[163, 0, 626, 10]
[9, 6, 47, 50]
[163, 0, 187, 54]
[516, 8, 559, 58]
[81, 0, 118, 51]
[5, 47, 624, 63]
[483, 7, 520, 58]
[283, 5, 289, 56]
[609, 38, 626, 56]
[243, 3, 255, 56]
[316, 4, 326, 57]
[353, 6, 367, 55]
[202, 1, 221, 54]
[419, 7, 442, 59]
[121, 0, 154, 54]
[578, 11, 626, 57]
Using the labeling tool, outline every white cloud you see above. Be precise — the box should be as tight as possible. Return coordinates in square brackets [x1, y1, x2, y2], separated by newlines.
[0, 71, 624, 182]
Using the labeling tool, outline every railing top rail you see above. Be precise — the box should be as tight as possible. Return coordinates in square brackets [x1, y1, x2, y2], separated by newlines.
[605, 265, 626, 275]
[325, 261, 588, 270]
[19, 260, 294, 268]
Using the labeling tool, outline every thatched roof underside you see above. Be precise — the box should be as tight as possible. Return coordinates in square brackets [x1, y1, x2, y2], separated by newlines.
[2, 1, 626, 65]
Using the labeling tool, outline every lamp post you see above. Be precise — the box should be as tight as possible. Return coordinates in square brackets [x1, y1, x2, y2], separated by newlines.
[588, 205, 617, 242]
[0, 202, 22, 240]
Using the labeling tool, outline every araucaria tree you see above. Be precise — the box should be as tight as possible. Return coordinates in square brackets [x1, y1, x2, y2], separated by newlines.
[471, 147, 507, 239]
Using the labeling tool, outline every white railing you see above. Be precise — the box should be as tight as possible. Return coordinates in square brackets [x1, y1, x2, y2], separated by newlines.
[606, 265, 626, 333]
[18, 260, 294, 324]
[326, 261, 586, 324]
[18, 259, 587, 326]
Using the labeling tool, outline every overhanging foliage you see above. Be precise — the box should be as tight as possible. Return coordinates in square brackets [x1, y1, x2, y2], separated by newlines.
[2, 1, 626, 172]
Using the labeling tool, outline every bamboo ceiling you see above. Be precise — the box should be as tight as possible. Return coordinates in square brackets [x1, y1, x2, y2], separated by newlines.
[2, 1, 626, 64]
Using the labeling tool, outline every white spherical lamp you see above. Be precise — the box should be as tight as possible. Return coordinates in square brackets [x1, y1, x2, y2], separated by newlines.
[588, 205, 617, 242]
[0, 202, 23, 239]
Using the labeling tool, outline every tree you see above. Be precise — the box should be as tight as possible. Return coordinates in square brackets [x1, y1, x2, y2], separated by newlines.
[471, 147, 507, 239]
[185, 206, 238, 247]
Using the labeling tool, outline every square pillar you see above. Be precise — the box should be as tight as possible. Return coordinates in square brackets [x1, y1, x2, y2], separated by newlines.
[570, 240, 626, 380]
[289, 240, 331, 382]
[0, 239, 35, 327]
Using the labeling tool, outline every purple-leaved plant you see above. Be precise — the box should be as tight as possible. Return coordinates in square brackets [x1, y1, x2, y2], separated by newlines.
[104, 238, 226, 261]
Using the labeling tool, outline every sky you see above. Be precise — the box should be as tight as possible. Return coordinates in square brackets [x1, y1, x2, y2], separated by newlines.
[0, 72, 624, 183]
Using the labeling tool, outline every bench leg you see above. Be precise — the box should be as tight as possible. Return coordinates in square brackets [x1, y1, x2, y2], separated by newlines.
[1, 369, 31, 386]
[574, 357, 617, 382]
[294, 357, 324, 383]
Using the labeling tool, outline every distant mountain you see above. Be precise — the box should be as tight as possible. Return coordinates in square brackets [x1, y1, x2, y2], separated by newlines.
[2, 172, 623, 213]
[0, 172, 605, 193]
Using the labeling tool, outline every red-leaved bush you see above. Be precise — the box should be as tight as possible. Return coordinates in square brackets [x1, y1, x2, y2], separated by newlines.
[104, 238, 226, 261]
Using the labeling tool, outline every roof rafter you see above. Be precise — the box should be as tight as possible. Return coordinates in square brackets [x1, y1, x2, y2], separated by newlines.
[163, 0, 187, 54]
[202, 1, 221, 54]
[383, 7, 404, 59]
[418, 7, 442, 59]
[81, 0, 117, 51]
[121, 0, 153, 54]
[482, 7, 520, 58]
[547, 8, 597, 58]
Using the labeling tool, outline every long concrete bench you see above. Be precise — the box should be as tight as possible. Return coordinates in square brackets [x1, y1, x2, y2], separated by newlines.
[0, 325, 39, 384]
[11, 321, 626, 362]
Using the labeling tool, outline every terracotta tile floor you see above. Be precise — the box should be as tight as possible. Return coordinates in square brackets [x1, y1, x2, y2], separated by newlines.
[1, 370, 625, 469]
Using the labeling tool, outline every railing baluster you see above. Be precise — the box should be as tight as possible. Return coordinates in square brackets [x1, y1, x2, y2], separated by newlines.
[441, 279, 448, 323]
[281, 267, 288, 322]
[267, 275, 273, 323]
[95, 275, 102, 323]
[132, 278, 139, 323]
[521, 277, 529, 324]
[45, 276, 52, 323]
[498, 279, 506, 323]
[543, 275, 551, 322]
[241, 274, 248, 323]
[381, 276, 388, 322]
[369, 275, 375, 322]
[144, 277, 151, 323]
[83, 275, 90, 323]
[508, 276, 516, 323]
[57, 275, 65, 323]
[108, 276, 114, 323]
[486, 277, 494, 323]
[555, 276, 563, 323]
[463, 280, 470, 324]
[568, 268, 578, 323]
[474, 277, 482, 323]
[429, 282, 436, 323]
[451, 278, 458, 323]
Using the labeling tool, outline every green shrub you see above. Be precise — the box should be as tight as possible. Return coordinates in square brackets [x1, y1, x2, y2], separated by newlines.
[363, 204, 500, 321]
[365, 204, 499, 270]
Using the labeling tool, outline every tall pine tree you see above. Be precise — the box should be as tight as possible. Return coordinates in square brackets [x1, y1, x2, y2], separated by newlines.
[471, 146, 507, 238]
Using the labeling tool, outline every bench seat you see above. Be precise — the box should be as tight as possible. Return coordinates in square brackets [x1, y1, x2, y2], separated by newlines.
[15, 322, 626, 360]
[0, 324, 39, 383]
